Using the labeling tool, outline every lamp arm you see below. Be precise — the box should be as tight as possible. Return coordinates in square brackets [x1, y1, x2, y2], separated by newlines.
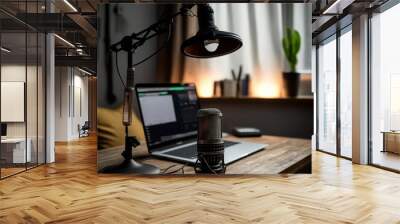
[110, 4, 195, 53]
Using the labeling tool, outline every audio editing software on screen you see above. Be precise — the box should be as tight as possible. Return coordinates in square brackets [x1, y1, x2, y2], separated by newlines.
[137, 85, 199, 147]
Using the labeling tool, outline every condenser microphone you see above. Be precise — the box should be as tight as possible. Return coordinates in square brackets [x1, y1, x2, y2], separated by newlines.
[195, 108, 225, 174]
[122, 67, 135, 126]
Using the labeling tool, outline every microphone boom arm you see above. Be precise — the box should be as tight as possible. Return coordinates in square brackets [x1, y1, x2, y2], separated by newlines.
[110, 5, 195, 54]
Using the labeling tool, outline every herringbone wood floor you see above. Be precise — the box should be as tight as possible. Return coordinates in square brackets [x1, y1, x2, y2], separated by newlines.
[1, 135, 400, 224]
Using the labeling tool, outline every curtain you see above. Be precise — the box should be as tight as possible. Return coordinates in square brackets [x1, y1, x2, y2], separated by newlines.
[170, 3, 311, 97]
[156, 4, 189, 83]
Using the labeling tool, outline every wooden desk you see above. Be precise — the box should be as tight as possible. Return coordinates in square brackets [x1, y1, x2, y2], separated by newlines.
[382, 131, 400, 154]
[98, 135, 311, 174]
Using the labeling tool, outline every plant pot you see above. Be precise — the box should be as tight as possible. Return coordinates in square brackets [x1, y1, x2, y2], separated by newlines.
[283, 72, 300, 98]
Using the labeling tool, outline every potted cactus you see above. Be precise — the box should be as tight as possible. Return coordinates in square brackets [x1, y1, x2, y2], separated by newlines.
[282, 28, 301, 98]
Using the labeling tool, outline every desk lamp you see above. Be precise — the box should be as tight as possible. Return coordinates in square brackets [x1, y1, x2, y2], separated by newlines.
[101, 4, 242, 174]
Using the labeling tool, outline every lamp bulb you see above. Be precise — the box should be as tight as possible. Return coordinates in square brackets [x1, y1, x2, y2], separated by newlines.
[204, 39, 219, 52]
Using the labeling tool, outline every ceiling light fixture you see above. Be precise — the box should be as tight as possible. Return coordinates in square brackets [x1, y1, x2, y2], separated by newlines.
[63, 0, 78, 12]
[323, 0, 342, 14]
[1, 47, 11, 53]
[322, 0, 354, 15]
[77, 67, 93, 76]
[54, 34, 75, 48]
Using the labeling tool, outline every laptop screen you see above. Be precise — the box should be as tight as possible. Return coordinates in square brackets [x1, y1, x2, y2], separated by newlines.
[1, 123, 7, 137]
[136, 84, 199, 149]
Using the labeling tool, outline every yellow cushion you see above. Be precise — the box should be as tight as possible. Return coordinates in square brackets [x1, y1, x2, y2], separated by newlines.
[97, 105, 145, 150]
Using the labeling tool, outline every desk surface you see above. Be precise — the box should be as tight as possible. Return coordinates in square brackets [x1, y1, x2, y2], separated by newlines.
[98, 135, 311, 174]
[1, 138, 27, 143]
[381, 131, 400, 134]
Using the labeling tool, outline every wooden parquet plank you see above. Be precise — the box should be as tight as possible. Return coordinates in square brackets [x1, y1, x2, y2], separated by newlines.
[0, 135, 400, 223]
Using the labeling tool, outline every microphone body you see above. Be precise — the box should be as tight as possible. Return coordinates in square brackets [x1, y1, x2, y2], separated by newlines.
[196, 108, 225, 174]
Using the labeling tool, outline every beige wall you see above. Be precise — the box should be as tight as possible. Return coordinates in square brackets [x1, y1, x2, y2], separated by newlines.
[55, 66, 89, 141]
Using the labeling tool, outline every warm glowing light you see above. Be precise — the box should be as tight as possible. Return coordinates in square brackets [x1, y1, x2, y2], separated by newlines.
[184, 69, 282, 98]
[183, 64, 284, 98]
[250, 68, 283, 98]
[181, 60, 224, 98]
[184, 71, 214, 97]
[251, 81, 281, 98]
[197, 80, 214, 97]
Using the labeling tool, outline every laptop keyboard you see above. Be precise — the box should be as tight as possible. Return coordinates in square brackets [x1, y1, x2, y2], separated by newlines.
[164, 141, 238, 159]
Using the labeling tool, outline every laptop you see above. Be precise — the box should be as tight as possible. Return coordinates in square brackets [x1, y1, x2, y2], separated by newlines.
[135, 83, 266, 165]
[1, 123, 7, 140]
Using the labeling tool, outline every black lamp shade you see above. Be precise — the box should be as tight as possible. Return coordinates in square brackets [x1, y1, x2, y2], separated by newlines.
[181, 4, 243, 58]
[181, 31, 242, 58]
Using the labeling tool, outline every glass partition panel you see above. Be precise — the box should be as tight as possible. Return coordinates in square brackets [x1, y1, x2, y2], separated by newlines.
[26, 0, 37, 170]
[0, 0, 46, 179]
[0, 0, 46, 178]
[27, 30, 38, 169]
[371, 3, 400, 171]
[317, 36, 337, 154]
[1, 31, 28, 177]
[339, 29, 352, 158]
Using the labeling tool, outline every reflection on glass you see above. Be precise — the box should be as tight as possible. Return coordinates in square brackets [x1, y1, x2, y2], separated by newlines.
[1, 31, 28, 177]
[340, 30, 352, 158]
[318, 37, 337, 154]
[371, 3, 400, 171]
